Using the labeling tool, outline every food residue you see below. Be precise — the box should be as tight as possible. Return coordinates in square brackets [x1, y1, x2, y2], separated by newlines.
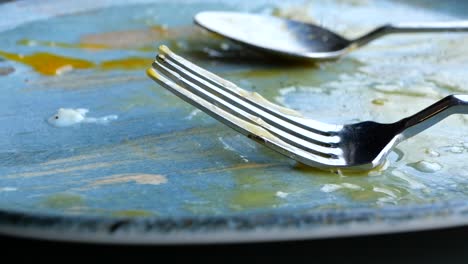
[89, 173, 167, 187]
[47, 108, 118, 127]
[17, 39, 109, 50]
[271, 4, 316, 24]
[80, 25, 197, 49]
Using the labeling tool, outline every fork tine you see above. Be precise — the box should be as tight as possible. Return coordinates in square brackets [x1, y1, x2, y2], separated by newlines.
[155, 55, 342, 158]
[147, 66, 346, 167]
[156, 54, 337, 146]
[158, 45, 342, 135]
[154, 55, 343, 158]
[156, 47, 345, 155]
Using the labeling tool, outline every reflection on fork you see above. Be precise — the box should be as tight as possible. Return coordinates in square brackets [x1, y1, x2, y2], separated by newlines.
[147, 45, 468, 171]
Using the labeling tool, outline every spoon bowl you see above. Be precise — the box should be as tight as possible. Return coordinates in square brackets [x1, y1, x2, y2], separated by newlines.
[195, 11, 468, 60]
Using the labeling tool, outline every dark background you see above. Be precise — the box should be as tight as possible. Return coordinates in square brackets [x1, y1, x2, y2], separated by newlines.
[1, 225, 467, 262]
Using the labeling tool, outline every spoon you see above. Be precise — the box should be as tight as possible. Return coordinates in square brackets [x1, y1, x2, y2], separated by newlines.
[194, 11, 468, 60]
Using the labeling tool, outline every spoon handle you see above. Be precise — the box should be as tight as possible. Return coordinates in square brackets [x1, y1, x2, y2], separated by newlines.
[353, 21, 468, 47]
[391, 21, 468, 33]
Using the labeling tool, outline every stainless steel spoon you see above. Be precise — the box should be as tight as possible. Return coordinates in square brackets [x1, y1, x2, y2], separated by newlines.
[194, 11, 468, 60]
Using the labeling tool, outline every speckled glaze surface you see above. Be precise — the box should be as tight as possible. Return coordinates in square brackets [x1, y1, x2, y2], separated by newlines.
[0, 0, 467, 244]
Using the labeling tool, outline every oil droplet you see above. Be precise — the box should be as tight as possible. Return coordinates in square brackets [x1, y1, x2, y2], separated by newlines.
[275, 191, 289, 198]
[409, 160, 443, 173]
[424, 148, 440, 157]
[371, 98, 387, 106]
[0, 50, 94, 75]
[449, 146, 464, 154]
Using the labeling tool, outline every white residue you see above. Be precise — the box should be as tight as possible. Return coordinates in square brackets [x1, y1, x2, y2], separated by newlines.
[321, 184, 342, 193]
[220, 42, 230, 51]
[274, 86, 297, 105]
[219, 137, 248, 162]
[218, 137, 236, 152]
[185, 109, 201, 120]
[341, 183, 362, 190]
[240, 155, 249, 162]
[275, 191, 289, 198]
[321, 182, 363, 193]
[47, 108, 118, 127]
[0, 187, 17, 192]
[377, 196, 397, 206]
[278, 86, 297, 96]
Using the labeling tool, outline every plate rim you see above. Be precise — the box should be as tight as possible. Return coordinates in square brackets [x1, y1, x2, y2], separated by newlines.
[1, 200, 467, 244]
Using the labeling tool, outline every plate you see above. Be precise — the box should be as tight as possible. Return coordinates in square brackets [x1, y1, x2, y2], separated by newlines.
[0, 0, 467, 244]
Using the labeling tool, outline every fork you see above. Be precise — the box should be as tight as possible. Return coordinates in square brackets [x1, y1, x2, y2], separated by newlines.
[147, 45, 468, 171]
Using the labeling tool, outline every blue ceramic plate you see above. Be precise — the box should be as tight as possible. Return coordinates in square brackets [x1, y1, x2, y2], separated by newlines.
[0, 0, 467, 244]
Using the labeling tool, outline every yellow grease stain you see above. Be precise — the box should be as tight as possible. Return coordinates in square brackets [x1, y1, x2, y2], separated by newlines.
[229, 169, 284, 210]
[0, 50, 151, 75]
[230, 189, 278, 210]
[43, 193, 84, 209]
[0, 50, 94, 75]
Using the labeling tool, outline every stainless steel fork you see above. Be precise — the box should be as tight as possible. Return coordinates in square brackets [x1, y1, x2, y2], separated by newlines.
[147, 45, 468, 171]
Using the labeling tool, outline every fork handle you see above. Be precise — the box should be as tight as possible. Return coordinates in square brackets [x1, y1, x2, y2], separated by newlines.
[397, 95, 468, 140]
[353, 21, 468, 47]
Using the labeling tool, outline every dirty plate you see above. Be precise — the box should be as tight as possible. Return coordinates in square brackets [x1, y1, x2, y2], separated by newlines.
[0, 0, 467, 244]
